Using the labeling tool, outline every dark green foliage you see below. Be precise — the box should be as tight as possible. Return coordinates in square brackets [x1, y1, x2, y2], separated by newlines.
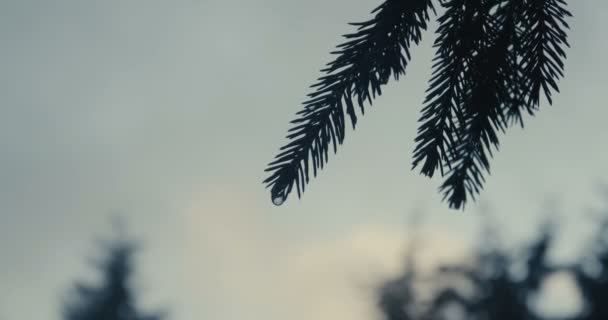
[414, 0, 513, 208]
[573, 220, 608, 320]
[378, 251, 420, 320]
[375, 219, 585, 320]
[378, 269, 419, 320]
[423, 227, 553, 320]
[63, 233, 165, 320]
[264, 0, 571, 209]
[414, 0, 571, 208]
[264, 0, 435, 205]
[377, 213, 608, 320]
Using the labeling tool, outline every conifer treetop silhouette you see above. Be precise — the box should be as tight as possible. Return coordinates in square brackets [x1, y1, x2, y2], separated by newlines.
[63, 229, 165, 320]
[263, 0, 572, 209]
[573, 218, 608, 320]
[420, 221, 555, 320]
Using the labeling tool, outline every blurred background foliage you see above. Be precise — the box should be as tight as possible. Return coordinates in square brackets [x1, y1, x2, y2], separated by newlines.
[59, 204, 608, 320]
[377, 209, 608, 320]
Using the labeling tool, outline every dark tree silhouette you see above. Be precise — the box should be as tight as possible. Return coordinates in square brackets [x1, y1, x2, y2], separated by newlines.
[572, 219, 608, 320]
[264, 0, 572, 209]
[378, 270, 419, 320]
[377, 220, 561, 320]
[378, 239, 422, 320]
[63, 230, 165, 320]
[424, 225, 555, 320]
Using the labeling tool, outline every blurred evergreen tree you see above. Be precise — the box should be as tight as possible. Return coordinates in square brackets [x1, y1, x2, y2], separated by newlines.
[63, 228, 165, 320]
[378, 214, 425, 320]
[572, 219, 608, 320]
[378, 251, 420, 320]
[378, 221, 559, 320]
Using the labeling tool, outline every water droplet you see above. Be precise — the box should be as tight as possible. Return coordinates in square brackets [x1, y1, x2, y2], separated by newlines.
[272, 194, 285, 206]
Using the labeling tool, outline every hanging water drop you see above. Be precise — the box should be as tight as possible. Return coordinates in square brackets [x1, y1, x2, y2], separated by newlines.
[272, 194, 285, 206]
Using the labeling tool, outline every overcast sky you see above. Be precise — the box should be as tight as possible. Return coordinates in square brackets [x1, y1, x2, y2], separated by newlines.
[1, 1, 607, 319]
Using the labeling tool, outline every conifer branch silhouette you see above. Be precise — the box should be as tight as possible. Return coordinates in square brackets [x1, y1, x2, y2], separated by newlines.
[519, 0, 571, 108]
[416, 0, 519, 208]
[264, 0, 435, 205]
[264, 0, 571, 209]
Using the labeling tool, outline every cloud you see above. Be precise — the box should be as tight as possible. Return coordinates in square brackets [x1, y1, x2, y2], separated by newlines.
[178, 188, 469, 320]
[533, 271, 583, 318]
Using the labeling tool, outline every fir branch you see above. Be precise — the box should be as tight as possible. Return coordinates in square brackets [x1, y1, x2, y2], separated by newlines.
[519, 0, 571, 107]
[497, 0, 530, 126]
[264, 0, 434, 205]
[439, 0, 514, 209]
[412, 0, 480, 179]
[500, 0, 572, 125]
[415, 0, 571, 209]
[413, 0, 511, 208]
[263, 0, 572, 209]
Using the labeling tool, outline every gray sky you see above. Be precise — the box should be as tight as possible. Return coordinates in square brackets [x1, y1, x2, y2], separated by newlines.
[0, 1, 606, 319]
